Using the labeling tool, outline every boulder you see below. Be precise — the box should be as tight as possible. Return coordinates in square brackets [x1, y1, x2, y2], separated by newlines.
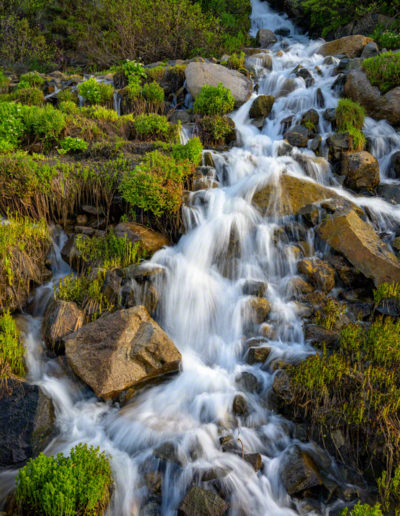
[342, 151, 380, 191]
[247, 52, 273, 71]
[114, 222, 169, 255]
[361, 41, 379, 59]
[249, 95, 275, 119]
[256, 29, 278, 48]
[243, 297, 271, 325]
[327, 133, 351, 163]
[305, 324, 340, 349]
[317, 209, 400, 286]
[236, 371, 261, 393]
[285, 125, 309, 147]
[42, 300, 84, 354]
[242, 279, 268, 297]
[317, 35, 373, 58]
[232, 394, 248, 416]
[0, 379, 55, 467]
[179, 487, 229, 516]
[344, 70, 400, 126]
[247, 346, 271, 364]
[298, 258, 335, 293]
[185, 62, 252, 106]
[390, 151, 400, 179]
[301, 109, 319, 128]
[252, 174, 345, 217]
[64, 306, 181, 400]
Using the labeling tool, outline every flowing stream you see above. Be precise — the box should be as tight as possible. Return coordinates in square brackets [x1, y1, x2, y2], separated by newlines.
[2, 1, 400, 514]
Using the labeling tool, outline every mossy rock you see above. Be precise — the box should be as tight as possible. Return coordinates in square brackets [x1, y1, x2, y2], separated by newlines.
[249, 95, 275, 119]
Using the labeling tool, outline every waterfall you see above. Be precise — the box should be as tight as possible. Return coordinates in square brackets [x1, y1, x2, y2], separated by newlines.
[2, 1, 400, 514]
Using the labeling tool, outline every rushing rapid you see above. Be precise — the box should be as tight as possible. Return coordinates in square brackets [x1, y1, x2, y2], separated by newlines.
[2, 1, 400, 514]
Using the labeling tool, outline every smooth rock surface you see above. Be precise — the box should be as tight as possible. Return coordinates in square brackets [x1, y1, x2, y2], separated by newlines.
[317, 35, 373, 58]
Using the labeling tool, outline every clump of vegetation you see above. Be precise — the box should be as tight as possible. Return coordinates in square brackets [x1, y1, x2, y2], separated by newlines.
[58, 137, 88, 155]
[373, 281, 400, 306]
[224, 52, 246, 71]
[0, 102, 26, 151]
[193, 83, 235, 116]
[120, 150, 188, 217]
[57, 89, 78, 104]
[335, 99, 366, 152]
[0, 310, 25, 383]
[371, 24, 400, 51]
[78, 78, 114, 106]
[131, 113, 178, 142]
[143, 81, 164, 104]
[23, 104, 66, 147]
[0, 70, 10, 93]
[0, 214, 49, 311]
[170, 137, 203, 166]
[146, 66, 166, 83]
[314, 298, 345, 330]
[17, 71, 45, 89]
[340, 502, 383, 516]
[363, 52, 400, 94]
[81, 105, 119, 123]
[59, 100, 80, 115]
[16, 443, 112, 516]
[12, 87, 44, 106]
[197, 115, 235, 146]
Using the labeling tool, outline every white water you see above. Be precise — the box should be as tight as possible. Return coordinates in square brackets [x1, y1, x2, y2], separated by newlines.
[2, 1, 400, 514]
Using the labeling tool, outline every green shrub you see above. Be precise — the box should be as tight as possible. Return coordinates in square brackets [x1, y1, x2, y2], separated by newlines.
[16, 443, 112, 516]
[169, 137, 203, 165]
[0, 102, 26, 150]
[374, 282, 400, 306]
[23, 104, 66, 144]
[12, 87, 44, 106]
[0, 310, 25, 380]
[82, 105, 119, 122]
[57, 89, 78, 104]
[0, 70, 10, 92]
[121, 60, 147, 83]
[146, 66, 166, 83]
[224, 52, 246, 71]
[314, 299, 345, 331]
[142, 81, 164, 103]
[58, 137, 88, 155]
[378, 464, 400, 514]
[193, 83, 235, 115]
[120, 150, 186, 217]
[346, 126, 366, 152]
[132, 113, 177, 142]
[59, 100, 80, 114]
[78, 78, 114, 105]
[371, 25, 400, 51]
[198, 114, 235, 145]
[363, 51, 400, 94]
[336, 99, 365, 131]
[340, 502, 383, 516]
[17, 71, 45, 89]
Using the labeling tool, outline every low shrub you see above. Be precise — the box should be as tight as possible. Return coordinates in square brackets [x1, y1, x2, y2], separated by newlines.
[121, 60, 147, 84]
[0, 70, 10, 93]
[170, 137, 203, 166]
[131, 113, 178, 142]
[120, 150, 186, 217]
[82, 105, 119, 122]
[374, 281, 400, 306]
[146, 66, 166, 83]
[0, 102, 26, 150]
[17, 71, 45, 89]
[224, 52, 246, 71]
[58, 137, 88, 155]
[58, 100, 80, 115]
[57, 89, 78, 104]
[0, 310, 25, 382]
[371, 25, 400, 51]
[193, 83, 235, 115]
[340, 502, 383, 516]
[346, 126, 366, 152]
[23, 104, 66, 146]
[314, 299, 345, 331]
[197, 114, 235, 145]
[78, 78, 114, 106]
[12, 87, 44, 106]
[143, 82, 164, 103]
[362, 52, 400, 94]
[16, 443, 112, 516]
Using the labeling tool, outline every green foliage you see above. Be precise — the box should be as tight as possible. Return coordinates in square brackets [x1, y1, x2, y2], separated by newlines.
[0, 310, 25, 380]
[17, 71, 45, 89]
[121, 60, 147, 82]
[378, 465, 400, 514]
[374, 282, 400, 305]
[58, 137, 88, 155]
[340, 502, 383, 516]
[23, 104, 66, 144]
[224, 52, 246, 71]
[12, 87, 44, 106]
[198, 114, 235, 145]
[75, 231, 142, 270]
[120, 150, 187, 217]
[82, 105, 119, 122]
[193, 83, 235, 116]
[126, 82, 143, 100]
[0, 70, 10, 91]
[142, 82, 164, 103]
[346, 126, 366, 152]
[336, 99, 365, 131]
[16, 443, 112, 516]
[57, 89, 78, 104]
[371, 27, 400, 51]
[59, 100, 80, 114]
[132, 113, 177, 142]
[314, 299, 345, 330]
[363, 51, 400, 94]
[146, 66, 166, 83]
[169, 137, 203, 166]
[78, 78, 114, 105]
[0, 102, 26, 150]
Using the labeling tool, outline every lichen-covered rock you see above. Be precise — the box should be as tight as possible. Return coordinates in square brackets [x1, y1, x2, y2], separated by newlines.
[298, 258, 335, 293]
[64, 306, 181, 400]
[114, 222, 169, 255]
[317, 35, 373, 58]
[249, 95, 275, 119]
[342, 151, 380, 191]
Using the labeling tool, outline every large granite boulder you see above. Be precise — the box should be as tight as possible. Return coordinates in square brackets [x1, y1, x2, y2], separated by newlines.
[317, 209, 400, 286]
[64, 306, 181, 400]
[344, 70, 400, 126]
[185, 62, 252, 106]
[317, 35, 373, 58]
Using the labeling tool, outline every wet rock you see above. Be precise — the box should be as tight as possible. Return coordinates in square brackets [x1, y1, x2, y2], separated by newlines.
[280, 445, 322, 496]
[361, 41, 379, 59]
[64, 306, 182, 400]
[154, 441, 182, 466]
[61, 234, 86, 271]
[236, 371, 261, 393]
[288, 277, 314, 296]
[389, 151, 400, 179]
[299, 204, 321, 226]
[178, 486, 229, 516]
[375, 298, 400, 317]
[243, 297, 271, 325]
[285, 125, 309, 147]
[185, 62, 252, 106]
[377, 183, 400, 205]
[277, 78, 298, 98]
[232, 394, 248, 416]
[102, 269, 123, 306]
[327, 254, 368, 288]
[252, 175, 346, 217]
[256, 29, 278, 48]
[342, 151, 380, 191]
[305, 324, 340, 349]
[324, 108, 336, 124]
[301, 109, 319, 128]
[244, 453, 263, 472]
[247, 346, 271, 364]
[298, 258, 335, 293]
[317, 35, 373, 58]
[203, 151, 215, 168]
[327, 133, 351, 163]
[344, 70, 400, 126]
[249, 95, 275, 119]
[316, 88, 325, 108]
[276, 27, 291, 37]
[0, 379, 55, 467]
[310, 136, 322, 154]
[295, 67, 314, 87]
[242, 279, 268, 297]
[114, 222, 169, 255]
[272, 370, 292, 403]
[42, 299, 84, 355]
[317, 209, 400, 286]
[247, 52, 273, 71]
[76, 214, 88, 225]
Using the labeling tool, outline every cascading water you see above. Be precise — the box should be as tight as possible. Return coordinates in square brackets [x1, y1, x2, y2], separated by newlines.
[2, 1, 400, 514]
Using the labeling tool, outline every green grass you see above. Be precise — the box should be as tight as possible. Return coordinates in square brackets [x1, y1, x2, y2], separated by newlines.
[373, 281, 400, 306]
[58, 137, 88, 155]
[193, 83, 235, 116]
[363, 52, 400, 94]
[0, 310, 25, 382]
[336, 99, 366, 151]
[16, 443, 112, 516]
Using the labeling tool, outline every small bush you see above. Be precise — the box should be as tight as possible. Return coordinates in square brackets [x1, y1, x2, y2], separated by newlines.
[16, 443, 112, 516]
[0, 310, 25, 381]
[59, 100, 80, 115]
[17, 71, 45, 89]
[198, 114, 235, 145]
[58, 137, 88, 155]
[0, 70, 10, 92]
[374, 282, 400, 306]
[0, 102, 26, 150]
[314, 299, 345, 331]
[12, 87, 44, 106]
[132, 113, 177, 142]
[126, 82, 143, 101]
[336, 99, 365, 131]
[78, 78, 114, 106]
[371, 25, 400, 51]
[362, 52, 400, 94]
[169, 137, 203, 166]
[340, 502, 383, 516]
[120, 150, 186, 217]
[142, 81, 164, 103]
[57, 89, 78, 104]
[82, 105, 119, 122]
[346, 126, 366, 152]
[23, 104, 66, 144]
[146, 66, 166, 83]
[193, 83, 235, 115]
[121, 60, 147, 83]
[225, 52, 246, 71]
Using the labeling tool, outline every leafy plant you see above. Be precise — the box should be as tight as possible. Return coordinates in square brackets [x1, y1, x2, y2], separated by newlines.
[224, 52, 246, 71]
[0, 102, 26, 150]
[131, 113, 177, 141]
[193, 83, 235, 116]
[82, 105, 119, 122]
[17, 71, 45, 89]
[363, 52, 400, 94]
[58, 137, 88, 155]
[16, 443, 113, 516]
[336, 99, 365, 131]
[198, 114, 235, 145]
[142, 81, 164, 103]
[59, 100, 80, 114]
[23, 104, 66, 144]
[0, 310, 25, 381]
[121, 60, 147, 83]
[12, 87, 44, 106]
[371, 25, 400, 51]
[170, 137, 203, 165]
[340, 502, 383, 516]
[78, 78, 114, 105]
